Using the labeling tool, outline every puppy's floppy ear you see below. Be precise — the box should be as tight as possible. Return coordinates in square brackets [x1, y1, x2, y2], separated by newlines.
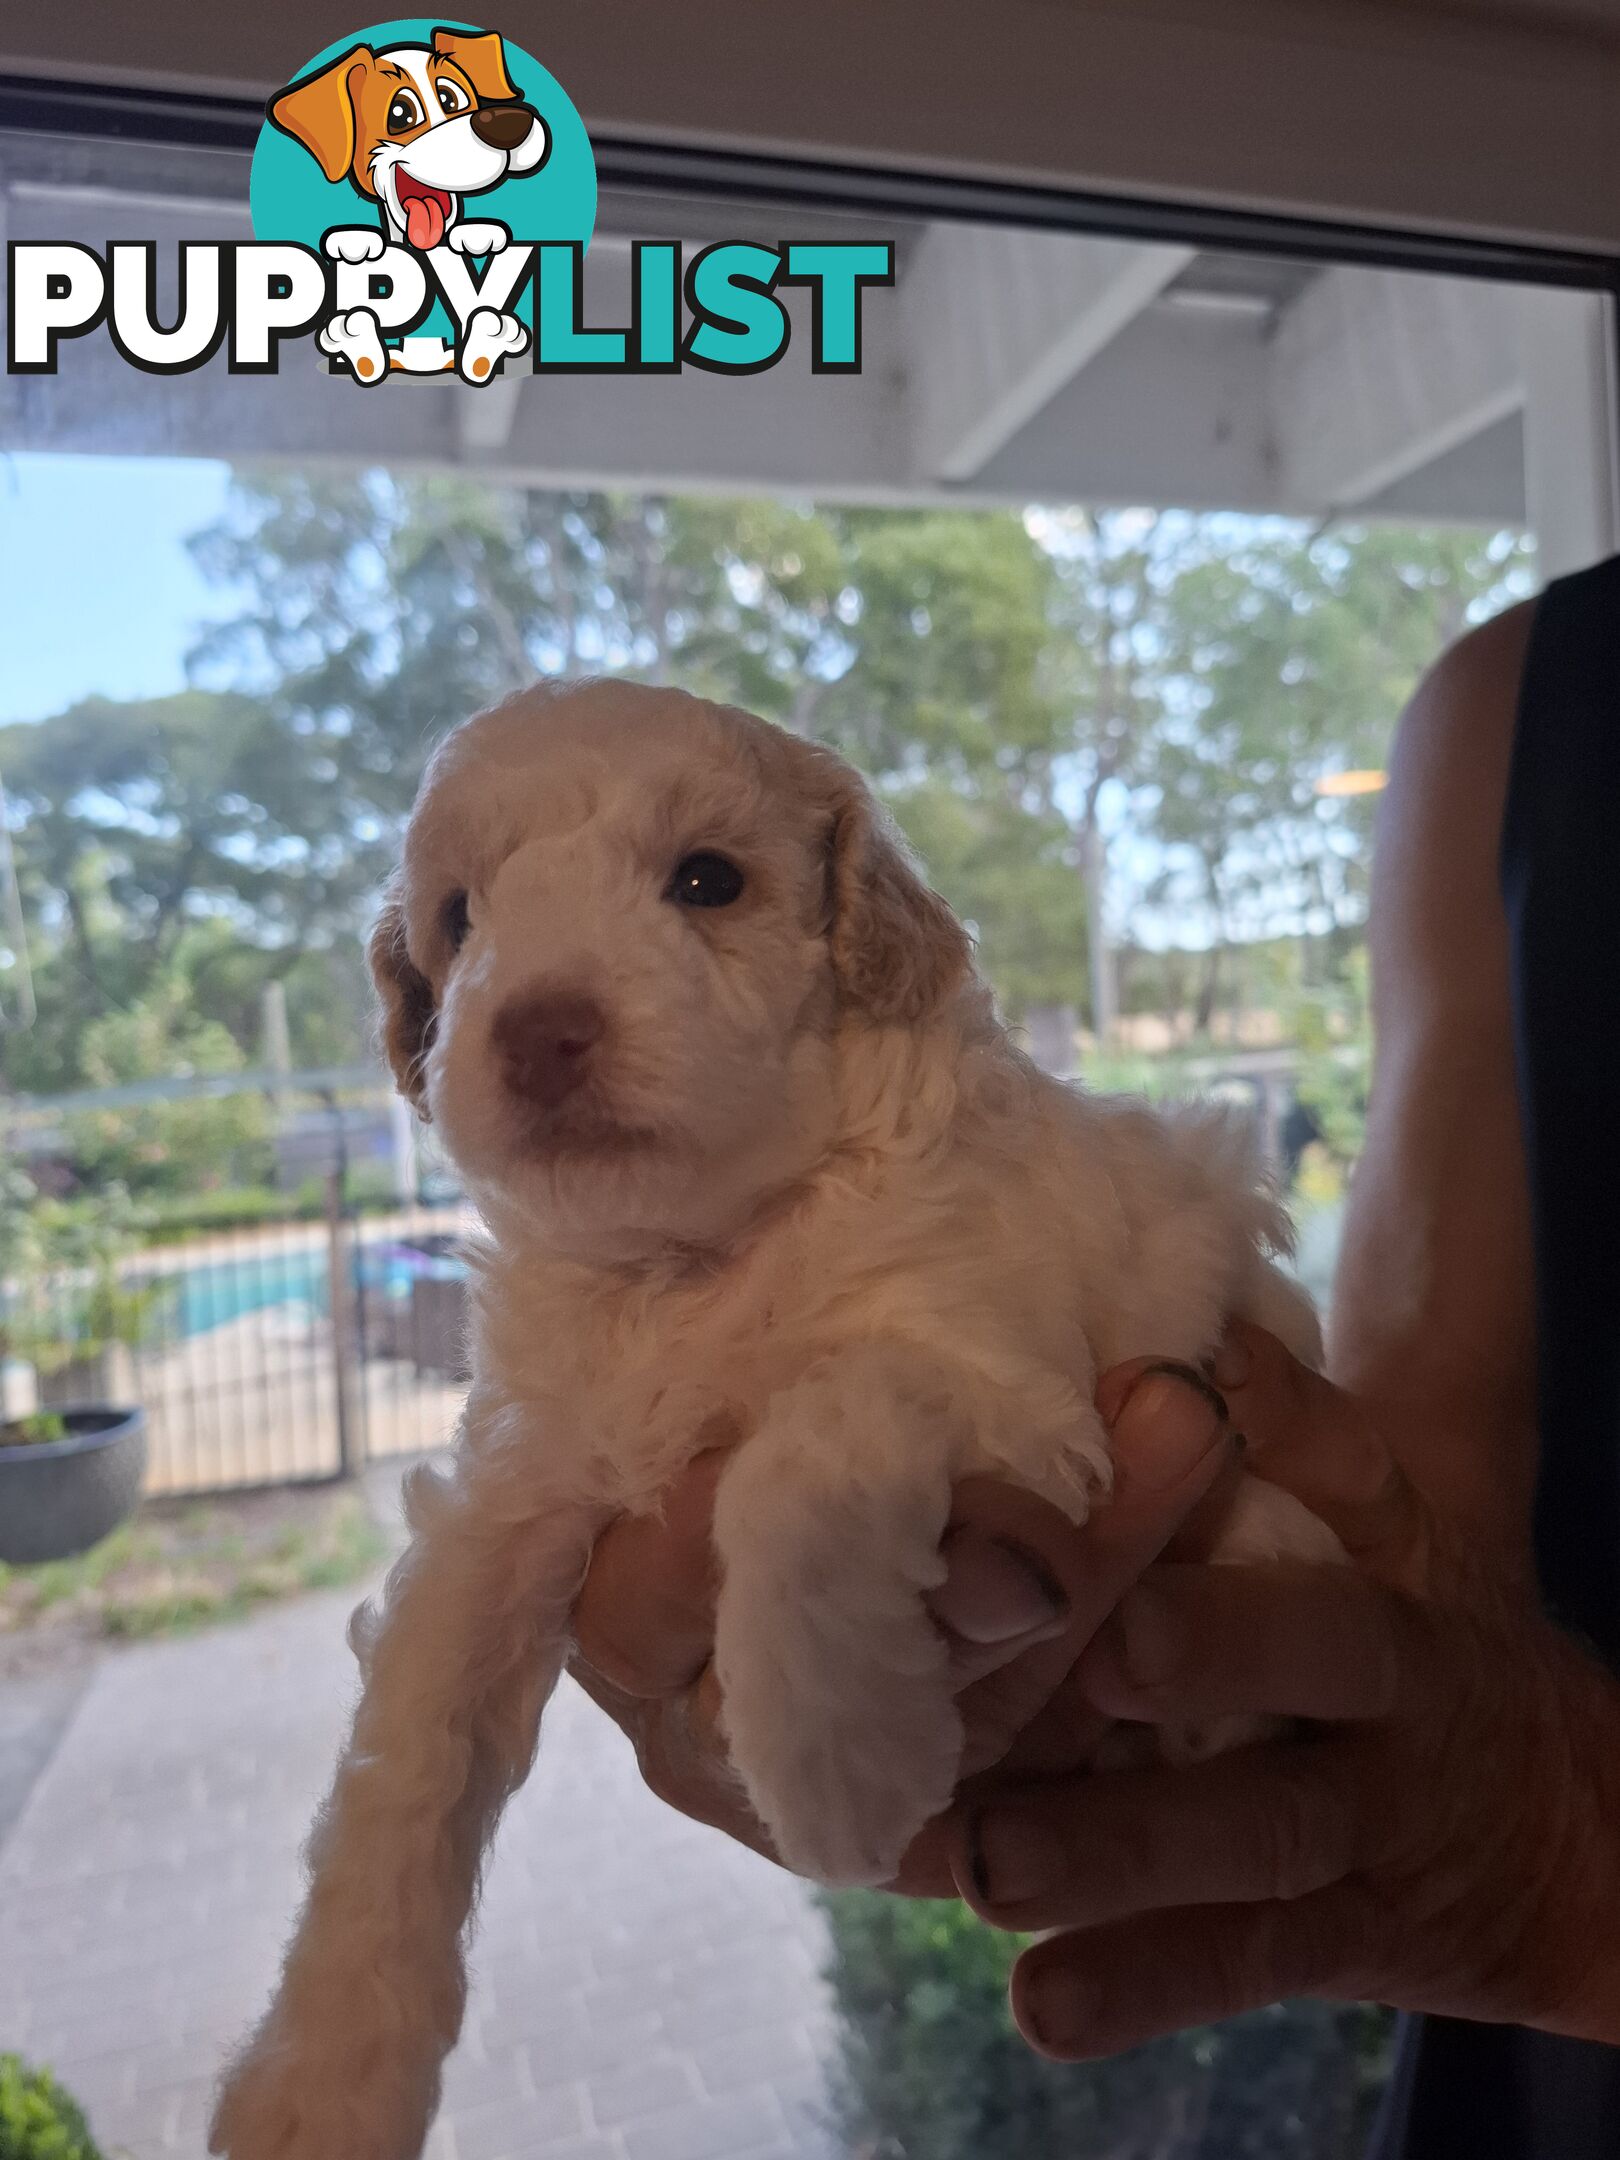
[431, 26, 519, 101]
[268, 48, 370, 184]
[778, 739, 970, 1024]
[368, 887, 437, 1116]
[827, 786, 971, 1023]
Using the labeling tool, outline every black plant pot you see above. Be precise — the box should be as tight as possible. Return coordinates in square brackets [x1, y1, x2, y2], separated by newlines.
[0, 1406, 147, 1566]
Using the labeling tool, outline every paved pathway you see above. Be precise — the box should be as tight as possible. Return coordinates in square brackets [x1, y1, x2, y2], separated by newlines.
[0, 1530, 837, 2160]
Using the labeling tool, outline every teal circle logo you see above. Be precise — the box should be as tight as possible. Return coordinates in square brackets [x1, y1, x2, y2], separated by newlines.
[251, 18, 595, 376]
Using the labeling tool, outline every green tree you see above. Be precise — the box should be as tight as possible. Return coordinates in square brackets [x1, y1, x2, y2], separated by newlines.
[0, 2053, 106, 2160]
[66, 974, 272, 1195]
[1142, 522, 1533, 1008]
[821, 1890, 1390, 2160]
[189, 480, 1094, 1019]
[768, 507, 1083, 1013]
[0, 473, 1533, 1119]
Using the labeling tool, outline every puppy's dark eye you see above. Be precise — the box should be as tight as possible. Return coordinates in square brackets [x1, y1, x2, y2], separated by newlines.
[387, 90, 424, 133]
[441, 890, 471, 951]
[435, 78, 470, 115]
[668, 852, 745, 909]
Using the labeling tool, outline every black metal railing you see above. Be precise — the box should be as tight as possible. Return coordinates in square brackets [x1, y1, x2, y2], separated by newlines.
[1, 1087, 472, 1495]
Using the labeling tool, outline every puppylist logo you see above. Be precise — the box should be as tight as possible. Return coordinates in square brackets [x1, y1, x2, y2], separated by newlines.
[6, 17, 895, 386]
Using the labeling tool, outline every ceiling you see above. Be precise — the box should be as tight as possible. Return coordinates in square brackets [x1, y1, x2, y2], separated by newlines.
[0, 130, 1594, 536]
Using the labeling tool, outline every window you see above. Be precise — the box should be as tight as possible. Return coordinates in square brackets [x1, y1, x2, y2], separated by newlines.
[1, 100, 1615, 2160]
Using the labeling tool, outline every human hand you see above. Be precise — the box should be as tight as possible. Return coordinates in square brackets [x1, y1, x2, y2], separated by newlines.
[951, 1324, 1620, 2056]
[568, 1361, 1243, 1894]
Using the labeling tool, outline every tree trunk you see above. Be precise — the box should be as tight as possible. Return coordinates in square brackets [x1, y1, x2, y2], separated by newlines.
[1077, 819, 1117, 1045]
[1194, 938, 1222, 1034]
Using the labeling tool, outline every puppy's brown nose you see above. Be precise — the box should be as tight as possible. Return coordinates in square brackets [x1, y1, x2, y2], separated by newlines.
[492, 991, 604, 1111]
[471, 103, 538, 151]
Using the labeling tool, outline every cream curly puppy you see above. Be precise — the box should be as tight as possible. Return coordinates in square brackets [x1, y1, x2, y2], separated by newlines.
[211, 679, 1335, 2160]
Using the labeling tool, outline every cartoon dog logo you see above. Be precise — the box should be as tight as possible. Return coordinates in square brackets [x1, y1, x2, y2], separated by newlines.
[268, 25, 548, 379]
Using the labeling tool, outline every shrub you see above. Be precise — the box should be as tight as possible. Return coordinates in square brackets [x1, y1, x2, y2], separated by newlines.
[0, 2056, 105, 2160]
[819, 1891, 1392, 2160]
[0, 1180, 175, 1375]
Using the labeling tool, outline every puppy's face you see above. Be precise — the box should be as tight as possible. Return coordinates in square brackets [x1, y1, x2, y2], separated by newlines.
[269, 30, 548, 250]
[371, 683, 970, 1259]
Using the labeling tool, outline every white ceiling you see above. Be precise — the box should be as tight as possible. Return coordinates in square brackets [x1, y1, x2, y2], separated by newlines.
[0, 133, 1594, 532]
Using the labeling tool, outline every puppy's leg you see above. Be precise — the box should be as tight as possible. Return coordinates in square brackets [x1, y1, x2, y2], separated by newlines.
[712, 1346, 1098, 1889]
[210, 1422, 600, 2160]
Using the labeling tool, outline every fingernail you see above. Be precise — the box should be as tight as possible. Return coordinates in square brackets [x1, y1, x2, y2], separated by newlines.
[935, 1529, 1067, 1644]
[1139, 1360, 1229, 1422]
[1209, 1335, 1253, 1391]
[1023, 1962, 1097, 2053]
[1116, 1581, 1184, 1687]
[1112, 1365, 1229, 1490]
[967, 1805, 1065, 1906]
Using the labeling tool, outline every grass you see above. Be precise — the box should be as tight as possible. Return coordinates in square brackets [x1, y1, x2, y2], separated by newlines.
[0, 1485, 388, 1643]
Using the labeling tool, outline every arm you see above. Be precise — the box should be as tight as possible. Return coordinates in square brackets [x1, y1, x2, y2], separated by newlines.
[1329, 601, 1539, 1546]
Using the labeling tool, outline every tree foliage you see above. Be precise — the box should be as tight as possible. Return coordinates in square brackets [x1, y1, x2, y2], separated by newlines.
[0, 2056, 104, 2160]
[819, 1889, 1392, 2160]
[0, 471, 1532, 1177]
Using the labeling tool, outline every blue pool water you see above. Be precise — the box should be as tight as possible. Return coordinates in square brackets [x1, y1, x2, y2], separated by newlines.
[170, 1248, 329, 1337]
[144, 1242, 465, 1341]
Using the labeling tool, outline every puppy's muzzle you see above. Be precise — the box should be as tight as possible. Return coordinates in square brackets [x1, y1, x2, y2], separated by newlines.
[492, 990, 605, 1112]
[471, 104, 540, 152]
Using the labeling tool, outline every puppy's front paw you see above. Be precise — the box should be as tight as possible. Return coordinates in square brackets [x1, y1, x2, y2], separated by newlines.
[445, 220, 510, 256]
[714, 1469, 963, 1885]
[323, 227, 387, 266]
[739, 1669, 964, 1888]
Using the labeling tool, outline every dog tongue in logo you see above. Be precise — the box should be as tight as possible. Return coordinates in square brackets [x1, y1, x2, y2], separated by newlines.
[398, 176, 449, 251]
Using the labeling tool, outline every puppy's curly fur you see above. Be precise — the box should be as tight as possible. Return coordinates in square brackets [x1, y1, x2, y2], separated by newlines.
[211, 681, 1335, 2160]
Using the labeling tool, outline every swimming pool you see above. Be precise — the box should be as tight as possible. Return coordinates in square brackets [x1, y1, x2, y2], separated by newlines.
[143, 1241, 466, 1341]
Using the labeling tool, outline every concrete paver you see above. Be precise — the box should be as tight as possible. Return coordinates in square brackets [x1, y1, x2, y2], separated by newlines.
[0, 1571, 836, 2160]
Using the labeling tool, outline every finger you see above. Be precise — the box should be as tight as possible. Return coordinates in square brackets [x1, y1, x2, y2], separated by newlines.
[965, 1656, 1130, 1778]
[1209, 1324, 1429, 1573]
[946, 1368, 1242, 1772]
[575, 1656, 783, 1862]
[572, 1450, 729, 1696]
[651, 1661, 775, 1854]
[952, 1741, 1356, 1933]
[1009, 1889, 1377, 2059]
[565, 1651, 646, 1734]
[930, 1492, 1073, 1677]
[1077, 1561, 1406, 1727]
[890, 1812, 971, 1899]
